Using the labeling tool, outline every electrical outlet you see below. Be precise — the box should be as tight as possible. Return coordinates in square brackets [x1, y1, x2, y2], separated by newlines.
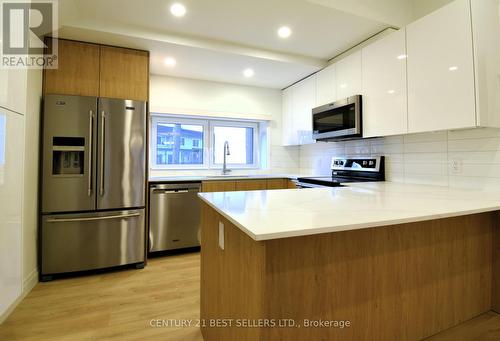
[451, 159, 462, 174]
[218, 221, 225, 250]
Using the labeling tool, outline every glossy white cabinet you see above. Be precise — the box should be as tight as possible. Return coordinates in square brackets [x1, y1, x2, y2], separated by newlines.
[470, 0, 500, 128]
[407, 0, 476, 133]
[292, 76, 316, 145]
[362, 29, 408, 137]
[281, 76, 316, 146]
[0, 68, 27, 114]
[336, 50, 362, 100]
[281, 87, 296, 146]
[315, 64, 336, 106]
[0, 108, 24, 317]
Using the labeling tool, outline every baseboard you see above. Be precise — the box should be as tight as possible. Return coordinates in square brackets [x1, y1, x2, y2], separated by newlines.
[23, 268, 38, 294]
[0, 268, 38, 325]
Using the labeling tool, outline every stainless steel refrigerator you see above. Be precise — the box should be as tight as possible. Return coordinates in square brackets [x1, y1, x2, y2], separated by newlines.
[40, 94, 146, 280]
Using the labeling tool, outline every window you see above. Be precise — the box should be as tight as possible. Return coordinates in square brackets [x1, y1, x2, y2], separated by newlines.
[151, 115, 261, 169]
[152, 119, 207, 167]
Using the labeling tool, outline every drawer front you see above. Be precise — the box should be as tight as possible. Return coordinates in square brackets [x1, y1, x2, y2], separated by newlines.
[41, 209, 145, 274]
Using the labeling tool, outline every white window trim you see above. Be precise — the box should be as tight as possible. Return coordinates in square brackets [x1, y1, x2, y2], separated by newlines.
[150, 114, 261, 170]
[209, 120, 260, 170]
[150, 116, 209, 170]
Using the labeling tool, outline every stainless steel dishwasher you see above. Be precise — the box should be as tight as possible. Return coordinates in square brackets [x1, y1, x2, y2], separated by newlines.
[149, 182, 201, 252]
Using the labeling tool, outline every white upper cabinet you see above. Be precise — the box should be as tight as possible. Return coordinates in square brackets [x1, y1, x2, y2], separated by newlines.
[470, 0, 500, 128]
[407, 0, 476, 133]
[0, 68, 27, 115]
[281, 87, 297, 146]
[281, 76, 316, 146]
[0, 108, 24, 317]
[336, 50, 362, 100]
[362, 29, 408, 138]
[315, 64, 336, 107]
[292, 75, 316, 145]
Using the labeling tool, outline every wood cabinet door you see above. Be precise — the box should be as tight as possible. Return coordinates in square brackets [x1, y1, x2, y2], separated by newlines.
[266, 179, 286, 190]
[99, 46, 149, 101]
[202, 181, 236, 193]
[43, 39, 100, 97]
[235, 180, 268, 191]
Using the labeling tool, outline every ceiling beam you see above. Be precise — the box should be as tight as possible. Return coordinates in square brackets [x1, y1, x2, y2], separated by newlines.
[57, 19, 327, 68]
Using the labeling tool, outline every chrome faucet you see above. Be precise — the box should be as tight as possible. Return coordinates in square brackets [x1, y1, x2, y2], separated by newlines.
[222, 141, 231, 175]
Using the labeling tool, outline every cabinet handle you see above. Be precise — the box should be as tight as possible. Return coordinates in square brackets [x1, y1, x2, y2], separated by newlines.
[88, 110, 94, 196]
[46, 212, 140, 223]
[152, 189, 190, 194]
[99, 111, 105, 196]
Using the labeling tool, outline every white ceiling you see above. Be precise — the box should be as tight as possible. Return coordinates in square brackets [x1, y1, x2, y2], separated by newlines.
[55, 0, 412, 88]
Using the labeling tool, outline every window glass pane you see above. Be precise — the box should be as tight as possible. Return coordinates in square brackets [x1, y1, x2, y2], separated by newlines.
[213, 126, 254, 165]
[156, 123, 204, 165]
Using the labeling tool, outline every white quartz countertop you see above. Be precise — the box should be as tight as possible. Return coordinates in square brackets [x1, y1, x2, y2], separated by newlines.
[197, 182, 500, 241]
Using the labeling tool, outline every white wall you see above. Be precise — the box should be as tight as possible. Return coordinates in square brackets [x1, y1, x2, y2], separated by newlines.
[300, 127, 500, 190]
[149, 75, 299, 177]
[22, 69, 42, 291]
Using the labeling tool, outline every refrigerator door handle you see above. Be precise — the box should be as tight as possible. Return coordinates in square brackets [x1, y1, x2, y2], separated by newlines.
[99, 111, 105, 196]
[46, 212, 141, 223]
[88, 110, 94, 196]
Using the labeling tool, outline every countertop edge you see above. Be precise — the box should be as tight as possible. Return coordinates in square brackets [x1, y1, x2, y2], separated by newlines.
[197, 191, 500, 242]
[148, 174, 302, 183]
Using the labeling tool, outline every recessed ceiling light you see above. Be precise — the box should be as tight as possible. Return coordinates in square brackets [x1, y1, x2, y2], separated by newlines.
[387, 89, 396, 94]
[449, 66, 458, 71]
[397, 54, 407, 60]
[164, 57, 177, 67]
[340, 83, 347, 89]
[277, 26, 292, 39]
[170, 3, 186, 17]
[243, 68, 254, 78]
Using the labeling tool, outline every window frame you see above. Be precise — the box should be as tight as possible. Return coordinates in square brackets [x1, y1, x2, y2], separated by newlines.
[150, 115, 261, 170]
[209, 119, 260, 170]
[150, 116, 209, 170]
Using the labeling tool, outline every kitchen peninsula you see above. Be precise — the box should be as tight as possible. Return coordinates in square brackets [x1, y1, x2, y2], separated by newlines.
[198, 182, 500, 340]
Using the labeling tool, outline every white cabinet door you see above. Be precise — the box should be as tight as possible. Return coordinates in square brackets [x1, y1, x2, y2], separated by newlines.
[407, 0, 476, 133]
[362, 29, 408, 138]
[292, 76, 316, 145]
[471, 0, 500, 127]
[315, 64, 336, 106]
[281, 87, 297, 146]
[336, 51, 362, 100]
[0, 108, 24, 316]
[0, 68, 27, 114]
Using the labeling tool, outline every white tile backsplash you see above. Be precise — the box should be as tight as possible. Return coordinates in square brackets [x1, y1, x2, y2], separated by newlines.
[299, 127, 500, 190]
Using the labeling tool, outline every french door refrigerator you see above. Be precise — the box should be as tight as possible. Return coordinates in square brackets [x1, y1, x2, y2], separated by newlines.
[40, 94, 146, 280]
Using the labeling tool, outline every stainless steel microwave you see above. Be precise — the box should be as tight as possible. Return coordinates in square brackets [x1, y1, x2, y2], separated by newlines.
[312, 95, 362, 141]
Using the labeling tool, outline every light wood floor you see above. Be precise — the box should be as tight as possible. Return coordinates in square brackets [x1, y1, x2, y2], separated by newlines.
[0, 253, 203, 341]
[1, 252, 500, 341]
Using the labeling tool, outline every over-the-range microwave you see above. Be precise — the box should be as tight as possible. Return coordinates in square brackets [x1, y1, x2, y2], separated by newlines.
[312, 94, 362, 141]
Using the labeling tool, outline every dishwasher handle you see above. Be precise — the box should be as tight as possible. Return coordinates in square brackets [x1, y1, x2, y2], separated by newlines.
[152, 188, 191, 194]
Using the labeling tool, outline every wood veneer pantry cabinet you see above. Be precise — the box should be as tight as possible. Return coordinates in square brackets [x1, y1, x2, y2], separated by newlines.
[43, 39, 100, 97]
[43, 39, 149, 101]
[99, 46, 149, 101]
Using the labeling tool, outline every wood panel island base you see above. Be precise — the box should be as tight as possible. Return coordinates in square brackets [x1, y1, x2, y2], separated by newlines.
[200, 202, 498, 341]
